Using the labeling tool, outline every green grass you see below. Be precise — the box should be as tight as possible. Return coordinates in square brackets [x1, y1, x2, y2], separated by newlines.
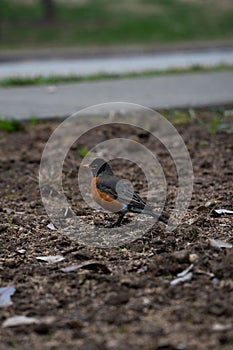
[0, 118, 24, 132]
[198, 140, 209, 147]
[0, 0, 233, 49]
[208, 115, 223, 135]
[4, 193, 14, 198]
[195, 109, 233, 135]
[77, 146, 89, 157]
[172, 110, 193, 126]
[208, 114, 232, 135]
[1, 63, 233, 87]
[163, 106, 233, 136]
[29, 116, 42, 125]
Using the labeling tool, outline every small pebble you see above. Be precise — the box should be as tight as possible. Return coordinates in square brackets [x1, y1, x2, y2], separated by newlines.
[189, 253, 198, 263]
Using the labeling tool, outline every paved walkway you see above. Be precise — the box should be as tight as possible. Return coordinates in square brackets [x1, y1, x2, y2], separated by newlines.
[1, 71, 233, 119]
[1, 48, 233, 79]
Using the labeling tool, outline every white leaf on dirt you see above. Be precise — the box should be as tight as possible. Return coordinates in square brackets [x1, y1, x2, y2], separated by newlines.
[170, 272, 193, 286]
[16, 249, 26, 254]
[36, 255, 64, 263]
[147, 252, 154, 258]
[142, 297, 150, 306]
[171, 264, 194, 286]
[209, 239, 232, 249]
[61, 265, 80, 272]
[61, 261, 111, 274]
[177, 264, 193, 277]
[214, 209, 233, 215]
[47, 222, 56, 230]
[2, 315, 39, 328]
[0, 286, 16, 307]
[212, 323, 232, 332]
[137, 266, 148, 274]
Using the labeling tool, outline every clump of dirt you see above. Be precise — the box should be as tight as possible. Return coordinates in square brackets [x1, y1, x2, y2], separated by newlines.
[0, 109, 232, 350]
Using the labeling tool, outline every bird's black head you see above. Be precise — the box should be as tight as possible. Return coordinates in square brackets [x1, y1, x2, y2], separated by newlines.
[85, 158, 114, 177]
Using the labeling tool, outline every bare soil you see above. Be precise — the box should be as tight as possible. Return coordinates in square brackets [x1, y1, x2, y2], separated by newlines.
[0, 110, 232, 350]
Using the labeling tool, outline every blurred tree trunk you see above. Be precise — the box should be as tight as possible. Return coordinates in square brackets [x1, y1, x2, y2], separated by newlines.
[41, 0, 56, 21]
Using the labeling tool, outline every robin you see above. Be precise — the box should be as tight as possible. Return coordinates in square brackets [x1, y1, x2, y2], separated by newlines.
[83, 158, 171, 227]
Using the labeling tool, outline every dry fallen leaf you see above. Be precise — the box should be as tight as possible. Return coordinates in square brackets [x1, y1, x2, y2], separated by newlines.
[177, 264, 193, 277]
[212, 323, 232, 332]
[61, 261, 111, 274]
[170, 264, 194, 286]
[209, 239, 232, 249]
[16, 249, 26, 254]
[170, 272, 193, 286]
[46, 222, 56, 230]
[0, 286, 16, 307]
[36, 255, 65, 263]
[2, 316, 39, 328]
[214, 209, 233, 215]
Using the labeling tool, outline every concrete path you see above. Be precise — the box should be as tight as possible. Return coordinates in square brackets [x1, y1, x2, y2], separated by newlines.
[1, 48, 233, 79]
[1, 71, 233, 119]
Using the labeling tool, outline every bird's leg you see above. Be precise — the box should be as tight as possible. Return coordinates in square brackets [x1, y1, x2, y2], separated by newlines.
[113, 213, 125, 227]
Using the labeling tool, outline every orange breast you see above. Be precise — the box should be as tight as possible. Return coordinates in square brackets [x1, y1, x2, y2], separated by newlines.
[91, 177, 124, 213]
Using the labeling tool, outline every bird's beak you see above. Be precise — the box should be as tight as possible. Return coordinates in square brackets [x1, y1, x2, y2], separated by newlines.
[82, 164, 90, 169]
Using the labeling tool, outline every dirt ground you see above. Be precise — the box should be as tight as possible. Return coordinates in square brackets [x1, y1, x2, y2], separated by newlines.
[0, 109, 232, 350]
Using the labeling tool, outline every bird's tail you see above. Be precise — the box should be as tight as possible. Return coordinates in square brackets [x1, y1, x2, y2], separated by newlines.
[143, 206, 173, 227]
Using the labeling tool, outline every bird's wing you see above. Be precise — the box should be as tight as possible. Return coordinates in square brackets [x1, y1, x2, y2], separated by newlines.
[97, 176, 146, 209]
[97, 175, 171, 225]
[96, 176, 119, 199]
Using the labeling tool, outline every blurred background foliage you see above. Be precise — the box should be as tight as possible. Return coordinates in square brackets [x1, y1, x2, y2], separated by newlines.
[0, 0, 233, 49]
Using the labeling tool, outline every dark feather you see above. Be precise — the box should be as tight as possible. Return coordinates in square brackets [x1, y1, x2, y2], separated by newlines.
[97, 176, 146, 210]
